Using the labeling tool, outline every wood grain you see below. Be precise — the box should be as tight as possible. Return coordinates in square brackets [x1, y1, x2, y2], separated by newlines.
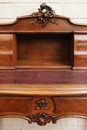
[0, 84, 87, 96]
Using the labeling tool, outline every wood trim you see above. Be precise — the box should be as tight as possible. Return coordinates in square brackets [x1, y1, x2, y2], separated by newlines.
[0, 84, 87, 96]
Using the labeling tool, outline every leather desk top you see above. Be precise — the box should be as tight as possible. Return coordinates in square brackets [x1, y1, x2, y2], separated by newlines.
[0, 70, 87, 84]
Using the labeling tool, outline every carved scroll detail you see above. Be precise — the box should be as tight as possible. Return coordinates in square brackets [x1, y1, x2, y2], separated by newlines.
[29, 3, 58, 27]
[28, 113, 57, 126]
[35, 98, 49, 110]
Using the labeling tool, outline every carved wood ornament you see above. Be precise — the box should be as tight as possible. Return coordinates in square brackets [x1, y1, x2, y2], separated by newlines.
[29, 3, 58, 27]
[28, 113, 57, 126]
[35, 98, 49, 110]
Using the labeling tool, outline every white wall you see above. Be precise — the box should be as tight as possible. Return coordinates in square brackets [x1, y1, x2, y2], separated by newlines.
[0, 0, 87, 130]
[1, 0, 87, 24]
[0, 118, 86, 130]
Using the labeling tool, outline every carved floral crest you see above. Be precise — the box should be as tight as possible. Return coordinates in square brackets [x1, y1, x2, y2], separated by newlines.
[29, 3, 58, 27]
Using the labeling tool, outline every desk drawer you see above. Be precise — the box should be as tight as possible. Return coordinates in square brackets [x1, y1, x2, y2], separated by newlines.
[74, 34, 87, 68]
[0, 34, 12, 44]
[0, 96, 87, 123]
[0, 97, 32, 115]
[0, 34, 17, 68]
[0, 55, 11, 66]
[53, 97, 87, 116]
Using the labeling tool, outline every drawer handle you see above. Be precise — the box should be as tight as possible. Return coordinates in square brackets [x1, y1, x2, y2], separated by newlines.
[36, 98, 49, 110]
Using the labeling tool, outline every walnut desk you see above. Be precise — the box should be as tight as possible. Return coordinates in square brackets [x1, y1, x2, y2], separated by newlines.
[0, 3, 87, 126]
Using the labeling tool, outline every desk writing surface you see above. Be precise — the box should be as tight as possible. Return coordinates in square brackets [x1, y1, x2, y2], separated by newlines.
[0, 70, 87, 84]
[0, 70, 87, 96]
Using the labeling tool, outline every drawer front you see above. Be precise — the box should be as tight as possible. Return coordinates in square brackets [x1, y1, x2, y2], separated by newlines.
[0, 34, 13, 66]
[74, 34, 87, 52]
[0, 97, 32, 115]
[0, 96, 87, 126]
[0, 34, 12, 44]
[0, 55, 11, 66]
[0, 34, 17, 68]
[0, 46, 12, 55]
[53, 97, 87, 116]
[0, 97, 55, 116]
[0, 45, 12, 66]
[74, 34, 87, 68]
[0, 96, 87, 116]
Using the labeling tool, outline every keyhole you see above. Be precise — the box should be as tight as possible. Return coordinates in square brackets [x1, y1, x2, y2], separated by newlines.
[41, 102, 44, 107]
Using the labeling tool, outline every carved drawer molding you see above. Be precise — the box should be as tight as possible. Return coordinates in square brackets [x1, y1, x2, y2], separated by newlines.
[28, 113, 57, 126]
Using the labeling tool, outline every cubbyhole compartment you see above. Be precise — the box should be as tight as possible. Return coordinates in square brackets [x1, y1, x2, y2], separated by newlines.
[16, 33, 73, 69]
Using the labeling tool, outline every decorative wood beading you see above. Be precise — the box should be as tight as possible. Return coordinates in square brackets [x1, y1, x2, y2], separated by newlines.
[35, 98, 49, 110]
[29, 3, 58, 27]
[28, 113, 57, 126]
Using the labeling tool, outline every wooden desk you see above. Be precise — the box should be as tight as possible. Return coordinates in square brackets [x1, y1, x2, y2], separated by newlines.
[0, 3, 87, 126]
